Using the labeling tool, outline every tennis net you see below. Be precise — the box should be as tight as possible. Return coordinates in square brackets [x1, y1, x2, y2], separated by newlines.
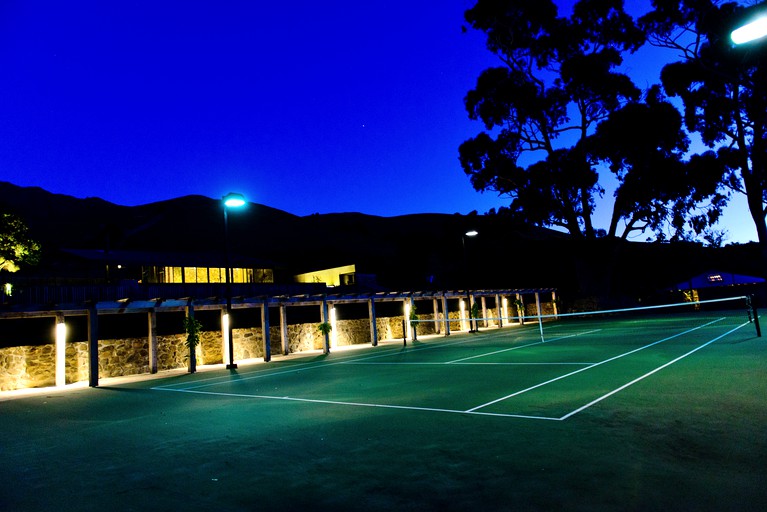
[520, 295, 758, 344]
[409, 295, 760, 344]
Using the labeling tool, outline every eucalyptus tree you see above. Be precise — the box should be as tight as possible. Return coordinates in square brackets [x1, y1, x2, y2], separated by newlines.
[460, 0, 732, 242]
[641, 0, 767, 250]
[588, 85, 729, 241]
[460, 0, 644, 238]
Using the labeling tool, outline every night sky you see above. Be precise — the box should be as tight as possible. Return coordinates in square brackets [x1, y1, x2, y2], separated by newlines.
[0, 1, 757, 244]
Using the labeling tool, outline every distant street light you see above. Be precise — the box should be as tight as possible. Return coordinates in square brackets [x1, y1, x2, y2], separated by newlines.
[731, 14, 767, 45]
[222, 192, 246, 369]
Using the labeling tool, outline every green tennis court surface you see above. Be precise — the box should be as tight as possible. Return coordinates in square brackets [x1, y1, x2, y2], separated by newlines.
[154, 307, 757, 420]
[2, 304, 766, 511]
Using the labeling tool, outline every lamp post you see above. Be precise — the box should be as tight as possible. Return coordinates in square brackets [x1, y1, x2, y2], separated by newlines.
[462, 230, 478, 332]
[223, 192, 246, 370]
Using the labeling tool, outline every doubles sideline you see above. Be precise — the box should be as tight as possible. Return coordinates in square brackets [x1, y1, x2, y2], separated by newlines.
[152, 318, 751, 421]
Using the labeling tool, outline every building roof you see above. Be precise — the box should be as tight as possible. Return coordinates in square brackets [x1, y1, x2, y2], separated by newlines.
[671, 270, 765, 290]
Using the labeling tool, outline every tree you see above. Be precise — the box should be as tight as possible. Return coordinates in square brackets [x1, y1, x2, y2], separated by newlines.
[587, 85, 730, 241]
[460, 0, 644, 238]
[460, 0, 731, 242]
[640, 0, 767, 251]
[0, 213, 40, 273]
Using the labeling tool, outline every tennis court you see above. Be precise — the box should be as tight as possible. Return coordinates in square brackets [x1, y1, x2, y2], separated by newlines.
[152, 299, 757, 421]
[2, 297, 766, 511]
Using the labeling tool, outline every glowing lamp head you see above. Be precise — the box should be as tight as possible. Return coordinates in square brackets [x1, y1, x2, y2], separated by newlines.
[731, 15, 767, 44]
[465, 230, 479, 237]
[223, 193, 246, 208]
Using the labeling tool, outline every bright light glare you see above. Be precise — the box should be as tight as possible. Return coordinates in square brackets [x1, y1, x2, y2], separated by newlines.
[329, 307, 337, 348]
[222, 313, 230, 363]
[55, 321, 67, 387]
[731, 16, 767, 44]
[465, 230, 478, 237]
[223, 193, 246, 208]
[459, 299, 468, 331]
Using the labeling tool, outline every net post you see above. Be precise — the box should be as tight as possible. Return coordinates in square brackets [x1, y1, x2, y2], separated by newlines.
[535, 292, 544, 343]
[749, 295, 761, 337]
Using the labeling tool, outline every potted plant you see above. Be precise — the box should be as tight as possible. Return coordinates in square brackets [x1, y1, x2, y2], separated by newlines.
[513, 299, 525, 324]
[183, 316, 202, 373]
[318, 322, 332, 354]
[409, 303, 418, 341]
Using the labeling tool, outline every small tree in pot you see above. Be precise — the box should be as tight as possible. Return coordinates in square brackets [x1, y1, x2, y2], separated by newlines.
[183, 316, 202, 373]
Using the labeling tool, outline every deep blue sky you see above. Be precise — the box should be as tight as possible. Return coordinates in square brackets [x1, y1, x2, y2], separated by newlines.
[0, 1, 757, 244]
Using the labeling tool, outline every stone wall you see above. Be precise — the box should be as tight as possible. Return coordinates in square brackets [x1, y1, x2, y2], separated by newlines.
[0, 304, 544, 392]
[0, 316, 419, 391]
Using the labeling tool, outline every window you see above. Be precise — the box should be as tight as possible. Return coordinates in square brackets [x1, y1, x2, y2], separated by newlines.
[151, 266, 264, 284]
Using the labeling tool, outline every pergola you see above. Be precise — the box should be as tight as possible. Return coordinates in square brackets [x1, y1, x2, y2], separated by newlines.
[0, 287, 557, 388]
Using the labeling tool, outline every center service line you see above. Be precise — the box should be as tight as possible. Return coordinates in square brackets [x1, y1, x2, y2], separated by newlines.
[558, 321, 750, 420]
[465, 318, 724, 413]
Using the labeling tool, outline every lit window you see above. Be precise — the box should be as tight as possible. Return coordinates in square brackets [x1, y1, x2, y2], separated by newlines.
[707, 274, 724, 283]
[184, 267, 197, 283]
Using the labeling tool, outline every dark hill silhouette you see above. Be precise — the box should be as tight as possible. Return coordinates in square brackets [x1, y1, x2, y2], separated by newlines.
[1, 181, 762, 303]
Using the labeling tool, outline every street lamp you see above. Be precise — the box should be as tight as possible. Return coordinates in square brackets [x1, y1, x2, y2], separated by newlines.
[461, 230, 479, 271]
[731, 14, 767, 45]
[223, 192, 246, 369]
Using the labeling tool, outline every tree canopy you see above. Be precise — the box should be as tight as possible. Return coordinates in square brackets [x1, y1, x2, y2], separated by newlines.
[460, 0, 735, 242]
[640, 0, 767, 250]
[0, 213, 40, 273]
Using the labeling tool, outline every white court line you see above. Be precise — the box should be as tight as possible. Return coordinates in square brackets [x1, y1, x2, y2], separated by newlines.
[152, 319, 739, 421]
[343, 362, 595, 366]
[152, 387, 562, 421]
[465, 317, 725, 413]
[152, 334, 490, 391]
[446, 330, 602, 364]
[557, 321, 750, 420]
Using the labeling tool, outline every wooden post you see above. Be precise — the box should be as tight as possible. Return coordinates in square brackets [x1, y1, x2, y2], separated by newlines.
[442, 294, 450, 336]
[321, 298, 330, 354]
[551, 291, 559, 318]
[329, 303, 337, 349]
[148, 310, 157, 373]
[433, 298, 440, 334]
[220, 307, 230, 365]
[535, 292, 542, 318]
[262, 301, 271, 362]
[55, 313, 66, 387]
[88, 305, 99, 387]
[280, 304, 289, 355]
[460, 298, 467, 331]
[186, 302, 196, 373]
[368, 298, 378, 346]
[496, 294, 503, 328]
